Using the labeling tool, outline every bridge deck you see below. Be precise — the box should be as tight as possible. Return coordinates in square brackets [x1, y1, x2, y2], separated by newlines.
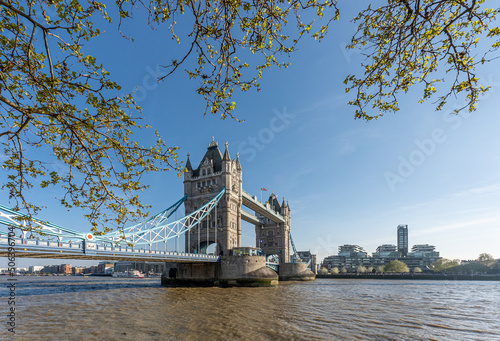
[0, 238, 220, 263]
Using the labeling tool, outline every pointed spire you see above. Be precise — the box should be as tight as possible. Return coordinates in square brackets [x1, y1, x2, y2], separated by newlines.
[286, 200, 290, 208]
[208, 136, 218, 147]
[282, 196, 286, 208]
[223, 141, 231, 161]
[186, 152, 192, 171]
[236, 152, 241, 170]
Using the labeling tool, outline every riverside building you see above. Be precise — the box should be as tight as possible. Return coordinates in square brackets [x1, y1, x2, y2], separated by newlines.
[321, 225, 441, 272]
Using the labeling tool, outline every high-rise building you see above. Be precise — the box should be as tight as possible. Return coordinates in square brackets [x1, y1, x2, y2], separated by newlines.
[397, 224, 408, 257]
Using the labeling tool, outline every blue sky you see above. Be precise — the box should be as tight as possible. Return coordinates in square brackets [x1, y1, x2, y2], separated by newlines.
[2, 3, 500, 267]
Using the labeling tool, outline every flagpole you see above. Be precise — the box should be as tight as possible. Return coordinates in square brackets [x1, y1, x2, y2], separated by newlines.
[260, 187, 268, 204]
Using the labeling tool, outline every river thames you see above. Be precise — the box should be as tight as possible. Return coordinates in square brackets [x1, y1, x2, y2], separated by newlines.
[1, 276, 499, 340]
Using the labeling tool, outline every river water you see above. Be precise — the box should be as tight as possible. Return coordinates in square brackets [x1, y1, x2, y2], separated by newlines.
[1, 276, 499, 340]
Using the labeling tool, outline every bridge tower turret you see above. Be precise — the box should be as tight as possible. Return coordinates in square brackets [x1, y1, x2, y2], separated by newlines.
[255, 195, 291, 263]
[184, 138, 242, 255]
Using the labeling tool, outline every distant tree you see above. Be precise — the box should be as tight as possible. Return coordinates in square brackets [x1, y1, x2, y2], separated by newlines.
[449, 262, 490, 274]
[477, 253, 497, 267]
[413, 267, 422, 273]
[319, 267, 328, 275]
[366, 266, 374, 273]
[377, 266, 385, 273]
[383, 260, 409, 273]
[329, 267, 339, 274]
[340, 267, 347, 273]
[430, 258, 461, 272]
[356, 266, 367, 273]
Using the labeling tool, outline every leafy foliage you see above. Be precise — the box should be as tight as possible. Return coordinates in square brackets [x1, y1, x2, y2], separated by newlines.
[477, 253, 497, 267]
[2, 0, 500, 234]
[124, 0, 339, 119]
[430, 258, 461, 272]
[444, 261, 490, 274]
[0, 1, 182, 234]
[345, 0, 500, 120]
[0, 0, 339, 233]
[356, 265, 367, 273]
[383, 260, 409, 272]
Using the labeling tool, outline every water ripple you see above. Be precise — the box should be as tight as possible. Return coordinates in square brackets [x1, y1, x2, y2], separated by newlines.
[1, 277, 499, 340]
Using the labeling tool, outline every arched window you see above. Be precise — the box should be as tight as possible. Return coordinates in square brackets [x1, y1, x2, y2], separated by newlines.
[202, 169, 206, 176]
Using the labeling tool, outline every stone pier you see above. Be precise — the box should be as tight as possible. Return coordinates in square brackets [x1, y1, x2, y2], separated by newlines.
[279, 262, 315, 281]
[161, 255, 278, 287]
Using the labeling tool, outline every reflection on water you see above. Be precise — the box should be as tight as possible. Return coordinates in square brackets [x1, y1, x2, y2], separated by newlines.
[1, 277, 499, 340]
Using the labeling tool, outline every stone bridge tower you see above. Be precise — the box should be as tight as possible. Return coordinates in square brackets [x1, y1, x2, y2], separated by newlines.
[255, 195, 291, 263]
[183, 138, 242, 255]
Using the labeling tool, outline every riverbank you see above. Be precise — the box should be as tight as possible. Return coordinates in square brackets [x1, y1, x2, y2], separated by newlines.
[317, 273, 500, 281]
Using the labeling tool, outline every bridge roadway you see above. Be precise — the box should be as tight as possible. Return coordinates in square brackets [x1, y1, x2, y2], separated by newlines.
[0, 237, 220, 262]
[241, 190, 285, 224]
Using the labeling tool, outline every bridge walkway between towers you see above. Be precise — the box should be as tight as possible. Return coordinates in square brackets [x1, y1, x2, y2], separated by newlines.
[241, 190, 285, 224]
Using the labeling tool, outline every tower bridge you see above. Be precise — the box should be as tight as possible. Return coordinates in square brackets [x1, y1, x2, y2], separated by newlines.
[0, 139, 315, 286]
[183, 138, 291, 263]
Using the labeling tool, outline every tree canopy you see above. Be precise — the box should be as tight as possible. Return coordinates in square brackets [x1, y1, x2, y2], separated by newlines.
[1, 0, 499, 233]
[430, 258, 461, 272]
[477, 253, 497, 267]
[345, 0, 500, 120]
[356, 265, 367, 273]
[383, 260, 409, 272]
